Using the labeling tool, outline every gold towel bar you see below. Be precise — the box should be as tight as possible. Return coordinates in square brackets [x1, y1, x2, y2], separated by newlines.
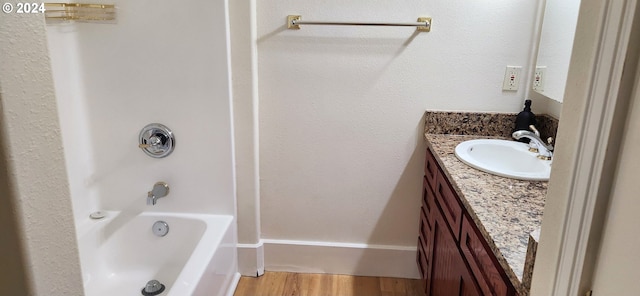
[287, 15, 431, 32]
[44, 3, 116, 22]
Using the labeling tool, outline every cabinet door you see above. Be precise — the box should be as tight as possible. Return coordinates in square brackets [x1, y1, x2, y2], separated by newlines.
[460, 217, 512, 296]
[429, 204, 458, 295]
[429, 201, 482, 296]
[459, 260, 482, 296]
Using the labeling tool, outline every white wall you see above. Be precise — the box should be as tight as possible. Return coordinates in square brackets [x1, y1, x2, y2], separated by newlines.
[230, 0, 261, 245]
[257, 0, 538, 250]
[589, 59, 640, 296]
[535, 0, 581, 102]
[0, 5, 84, 294]
[46, 0, 236, 222]
[230, 0, 267, 276]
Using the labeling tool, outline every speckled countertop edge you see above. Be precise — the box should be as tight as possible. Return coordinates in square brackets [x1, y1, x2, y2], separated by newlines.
[425, 133, 547, 296]
[424, 110, 559, 141]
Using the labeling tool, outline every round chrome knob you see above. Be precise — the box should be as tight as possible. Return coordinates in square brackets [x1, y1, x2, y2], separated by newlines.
[139, 123, 175, 158]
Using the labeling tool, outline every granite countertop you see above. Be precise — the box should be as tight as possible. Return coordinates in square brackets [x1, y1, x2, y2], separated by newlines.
[425, 133, 546, 295]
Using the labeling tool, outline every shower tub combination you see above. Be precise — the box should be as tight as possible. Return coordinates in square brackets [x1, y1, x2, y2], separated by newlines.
[77, 211, 238, 296]
[45, 0, 239, 293]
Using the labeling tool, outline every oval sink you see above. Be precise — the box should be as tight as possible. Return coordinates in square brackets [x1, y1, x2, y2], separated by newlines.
[454, 139, 551, 181]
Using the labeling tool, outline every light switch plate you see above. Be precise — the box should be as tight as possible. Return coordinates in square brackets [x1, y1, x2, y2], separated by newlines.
[502, 66, 522, 91]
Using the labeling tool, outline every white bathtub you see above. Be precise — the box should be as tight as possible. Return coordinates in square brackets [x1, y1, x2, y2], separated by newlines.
[76, 211, 238, 296]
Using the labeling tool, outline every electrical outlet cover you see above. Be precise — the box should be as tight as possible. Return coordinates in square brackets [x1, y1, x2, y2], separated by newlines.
[533, 66, 546, 91]
[502, 66, 522, 91]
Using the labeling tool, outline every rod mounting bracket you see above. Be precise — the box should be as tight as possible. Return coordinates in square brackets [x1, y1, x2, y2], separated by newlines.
[417, 17, 431, 32]
[288, 15, 301, 29]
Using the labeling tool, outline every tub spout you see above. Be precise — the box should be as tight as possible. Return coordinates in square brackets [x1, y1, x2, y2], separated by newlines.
[147, 182, 169, 206]
[147, 192, 157, 205]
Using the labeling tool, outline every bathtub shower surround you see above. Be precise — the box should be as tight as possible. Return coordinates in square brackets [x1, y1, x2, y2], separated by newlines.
[45, 0, 239, 295]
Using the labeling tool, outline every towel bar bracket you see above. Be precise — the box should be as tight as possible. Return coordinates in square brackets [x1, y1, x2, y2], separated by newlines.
[288, 15, 302, 30]
[417, 17, 431, 32]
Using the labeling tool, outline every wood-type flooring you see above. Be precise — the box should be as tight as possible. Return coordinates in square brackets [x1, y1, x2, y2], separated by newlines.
[233, 271, 425, 296]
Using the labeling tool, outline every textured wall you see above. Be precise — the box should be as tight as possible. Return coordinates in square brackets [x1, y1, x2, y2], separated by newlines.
[0, 117, 30, 296]
[257, 0, 538, 246]
[0, 6, 84, 295]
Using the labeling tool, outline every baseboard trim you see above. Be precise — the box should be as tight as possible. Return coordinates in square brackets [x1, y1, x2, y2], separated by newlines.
[237, 241, 265, 277]
[224, 272, 241, 296]
[263, 239, 420, 279]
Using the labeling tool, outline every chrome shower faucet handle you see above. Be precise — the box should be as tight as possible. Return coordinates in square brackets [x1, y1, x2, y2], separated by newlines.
[139, 123, 175, 158]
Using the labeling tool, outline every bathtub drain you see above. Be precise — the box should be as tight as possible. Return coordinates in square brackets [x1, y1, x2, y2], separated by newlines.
[142, 280, 165, 296]
[152, 221, 169, 237]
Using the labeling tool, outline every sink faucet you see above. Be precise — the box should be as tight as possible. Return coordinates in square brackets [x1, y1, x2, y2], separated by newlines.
[147, 182, 169, 205]
[512, 130, 554, 160]
[526, 125, 541, 152]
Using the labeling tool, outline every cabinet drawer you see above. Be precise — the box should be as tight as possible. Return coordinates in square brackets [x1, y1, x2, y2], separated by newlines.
[422, 177, 436, 227]
[419, 235, 433, 295]
[460, 217, 510, 296]
[419, 205, 433, 266]
[424, 148, 438, 190]
[435, 172, 463, 241]
[419, 205, 431, 243]
[417, 236, 428, 279]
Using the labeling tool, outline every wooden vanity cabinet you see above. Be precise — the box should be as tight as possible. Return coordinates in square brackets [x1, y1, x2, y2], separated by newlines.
[430, 196, 482, 296]
[417, 147, 517, 296]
